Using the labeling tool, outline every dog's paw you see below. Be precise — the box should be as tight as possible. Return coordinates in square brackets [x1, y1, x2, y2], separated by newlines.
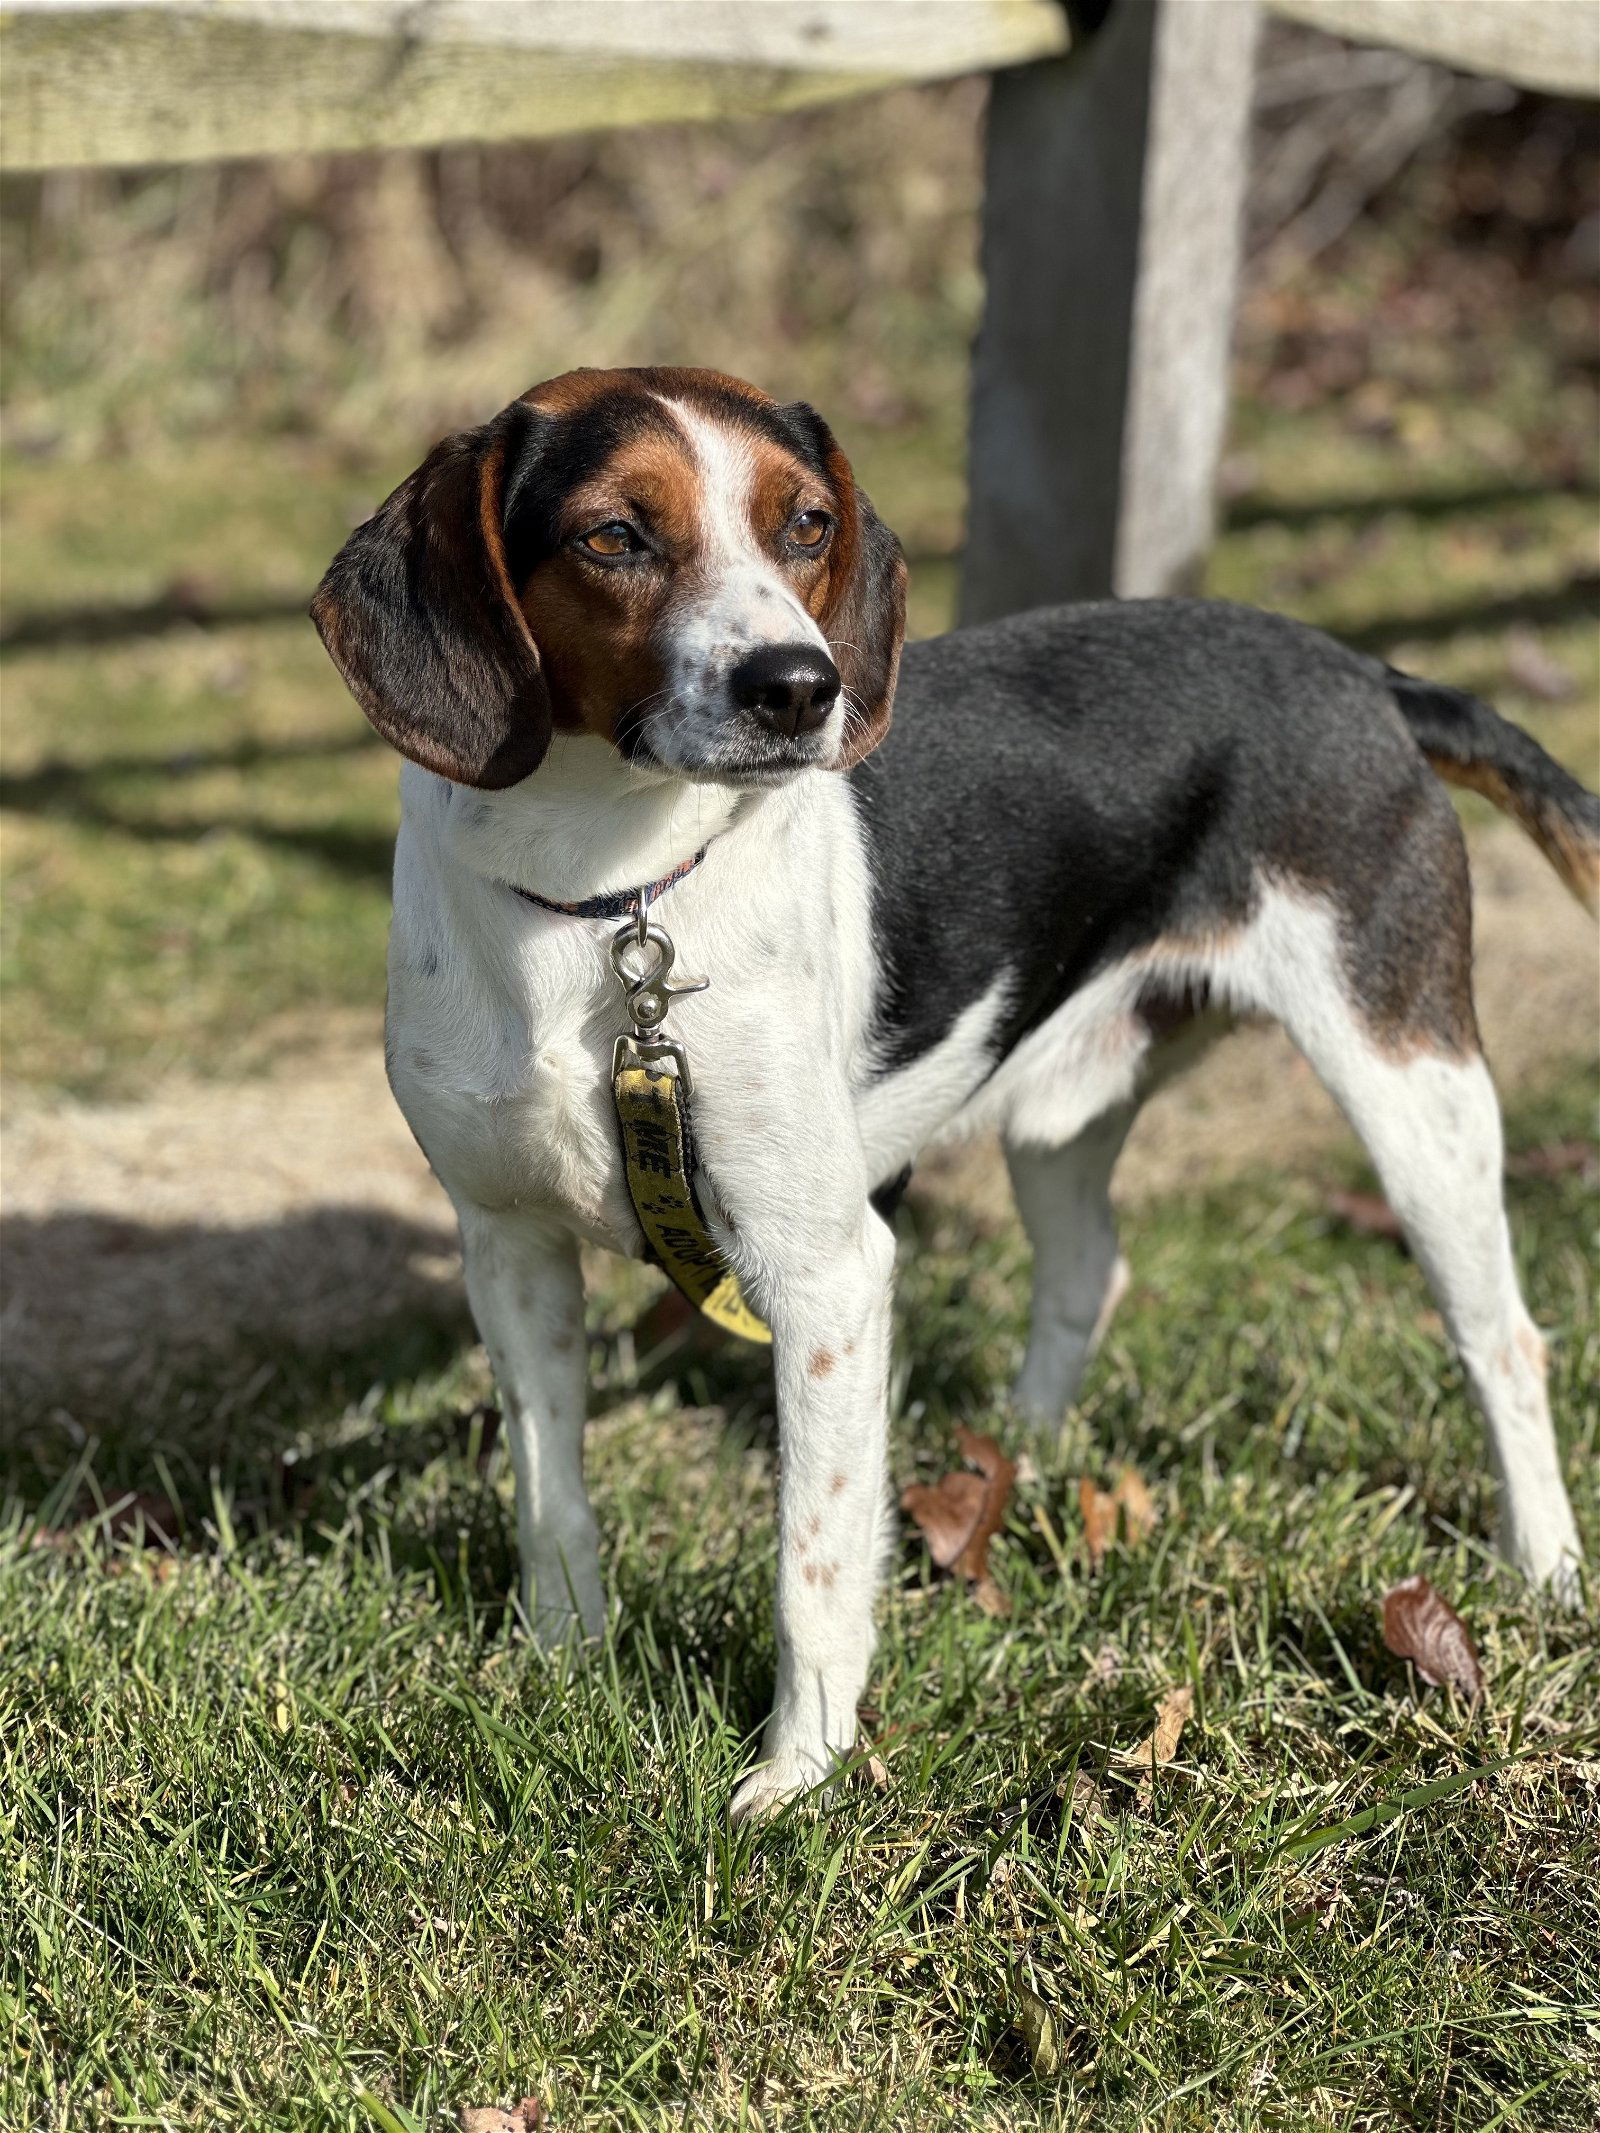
[1504, 1520, 1586, 1611]
[521, 1587, 607, 1649]
[729, 1746, 836, 1826]
[1533, 1548, 1586, 1613]
[531, 1610, 603, 1650]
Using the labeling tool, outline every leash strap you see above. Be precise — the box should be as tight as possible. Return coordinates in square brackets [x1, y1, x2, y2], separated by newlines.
[607, 890, 771, 1346]
[612, 1058, 771, 1344]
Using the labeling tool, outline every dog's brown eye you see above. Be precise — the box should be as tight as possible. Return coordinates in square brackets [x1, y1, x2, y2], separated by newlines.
[578, 522, 638, 557]
[788, 510, 831, 551]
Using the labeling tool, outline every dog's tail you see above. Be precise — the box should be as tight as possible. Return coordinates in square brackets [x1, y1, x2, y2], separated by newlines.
[1388, 669, 1600, 915]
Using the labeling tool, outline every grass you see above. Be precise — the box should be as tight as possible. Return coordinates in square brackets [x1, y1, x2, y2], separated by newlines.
[4, 1072, 1598, 2130]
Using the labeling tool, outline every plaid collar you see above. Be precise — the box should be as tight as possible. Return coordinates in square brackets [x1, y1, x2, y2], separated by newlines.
[507, 844, 708, 921]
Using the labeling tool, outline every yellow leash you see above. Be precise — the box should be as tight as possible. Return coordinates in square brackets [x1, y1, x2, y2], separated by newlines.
[608, 895, 772, 1346]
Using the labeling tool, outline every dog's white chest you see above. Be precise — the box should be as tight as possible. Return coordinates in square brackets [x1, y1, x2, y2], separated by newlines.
[508, 1030, 624, 1224]
[387, 921, 643, 1253]
[385, 761, 880, 1254]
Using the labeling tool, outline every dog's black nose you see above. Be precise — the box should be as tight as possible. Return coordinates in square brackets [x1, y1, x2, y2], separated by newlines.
[729, 644, 841, 738]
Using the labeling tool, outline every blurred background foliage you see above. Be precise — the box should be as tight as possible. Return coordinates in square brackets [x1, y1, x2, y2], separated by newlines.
[2, 25, 1595, 480]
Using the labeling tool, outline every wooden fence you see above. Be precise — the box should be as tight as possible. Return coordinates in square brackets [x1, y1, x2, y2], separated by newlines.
[3, 0, 1595, 618]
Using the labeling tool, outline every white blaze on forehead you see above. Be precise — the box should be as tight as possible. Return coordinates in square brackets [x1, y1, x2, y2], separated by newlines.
[657, 395, 824, 646]
[660, 397, 761, 566]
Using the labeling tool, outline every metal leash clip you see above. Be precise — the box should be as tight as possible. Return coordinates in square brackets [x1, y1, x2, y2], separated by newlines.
[609, 880, 710, 1096]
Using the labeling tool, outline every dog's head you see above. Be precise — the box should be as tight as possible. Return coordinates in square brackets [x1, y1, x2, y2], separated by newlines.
[311, 367, 907, 790]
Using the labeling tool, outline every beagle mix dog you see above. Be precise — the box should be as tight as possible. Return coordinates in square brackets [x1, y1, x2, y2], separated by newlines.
[314, 366, 1594, 1819]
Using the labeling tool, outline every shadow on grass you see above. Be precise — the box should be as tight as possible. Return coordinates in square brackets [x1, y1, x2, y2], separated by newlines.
[1222, 473, 1599, 532]
[1340, 568, 1600, 652]
[1, 1202, 782, 1673]
[1, 1204, 471, 1508]
[0, 589, 314, 649]
[1, 727, 379, 791]
[0, 757, 396, 883]
[1, 480, 1594, 667]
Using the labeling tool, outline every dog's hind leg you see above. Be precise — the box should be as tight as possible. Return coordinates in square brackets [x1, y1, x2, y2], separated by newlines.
[1004, 1102, 1136, 1433]
[457, 1206, 603, 1640]
[1237, 880, 1583, 1600]
[1298, 1036, 1579, 1597]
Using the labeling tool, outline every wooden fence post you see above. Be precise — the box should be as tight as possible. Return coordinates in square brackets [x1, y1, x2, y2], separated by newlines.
[961, 0, 1260, 622]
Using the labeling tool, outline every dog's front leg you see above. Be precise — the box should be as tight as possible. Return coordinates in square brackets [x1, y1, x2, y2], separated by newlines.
[729, 1208, 896, 1823]
[456, 1205, 602, 1641]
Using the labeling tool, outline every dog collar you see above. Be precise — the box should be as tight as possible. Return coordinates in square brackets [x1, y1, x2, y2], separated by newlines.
[508, 846, 707, 921]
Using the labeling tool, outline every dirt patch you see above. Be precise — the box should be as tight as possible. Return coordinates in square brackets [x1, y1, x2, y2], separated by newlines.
[1, 1019, 461, 1422]
[2, 828, 1594, 1413]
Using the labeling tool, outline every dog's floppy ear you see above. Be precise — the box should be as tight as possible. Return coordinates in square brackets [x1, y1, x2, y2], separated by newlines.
[827, 484, 908, 768]
[311, 400, 552, 788]
[785, 405, 907, 768]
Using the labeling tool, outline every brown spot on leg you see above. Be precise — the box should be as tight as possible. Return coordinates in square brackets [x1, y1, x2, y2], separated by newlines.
[829, 1472, 847, 1494]
[808, 1346, 835, 1379]
[802, 1562, 819, 1586]
[1516, 1323, 1549, 1378]
[819, 1563, 838, 1589]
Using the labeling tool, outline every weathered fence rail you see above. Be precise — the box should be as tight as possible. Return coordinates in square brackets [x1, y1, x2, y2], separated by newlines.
[4, 0, 1594, 615]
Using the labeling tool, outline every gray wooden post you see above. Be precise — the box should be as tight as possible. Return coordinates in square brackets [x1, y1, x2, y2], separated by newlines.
[961, 0, 1260, 622]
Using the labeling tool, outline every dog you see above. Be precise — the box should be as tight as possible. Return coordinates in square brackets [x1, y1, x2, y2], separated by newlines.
[313, 365, 1594, 1818]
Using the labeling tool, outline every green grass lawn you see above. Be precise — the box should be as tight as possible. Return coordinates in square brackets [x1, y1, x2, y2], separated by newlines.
[4, 1073, 1598, 2130]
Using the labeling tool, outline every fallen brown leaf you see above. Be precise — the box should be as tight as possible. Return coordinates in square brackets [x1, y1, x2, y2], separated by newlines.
[459, 2100, 545, 2133]
[1325, 1189, 1406, 1244]
[1078, 1466, 1157, 1569]
[1382, 1575, 1485, 1700]
[1114, 1685, 1195, 1773]
[34, 1492, 183, 1558]
[1010, 1971, 1062, 2077]
[98, 1491, 182, 1546]
[902, 1471, 986, 1570]
[901, 1427, 1016, 1609]
[1057, 1769, 1111, 1824]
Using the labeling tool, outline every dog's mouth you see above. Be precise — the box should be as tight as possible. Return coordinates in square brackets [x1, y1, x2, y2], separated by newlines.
[639, 751, 824, 790]
[621, 714, 834, 787]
